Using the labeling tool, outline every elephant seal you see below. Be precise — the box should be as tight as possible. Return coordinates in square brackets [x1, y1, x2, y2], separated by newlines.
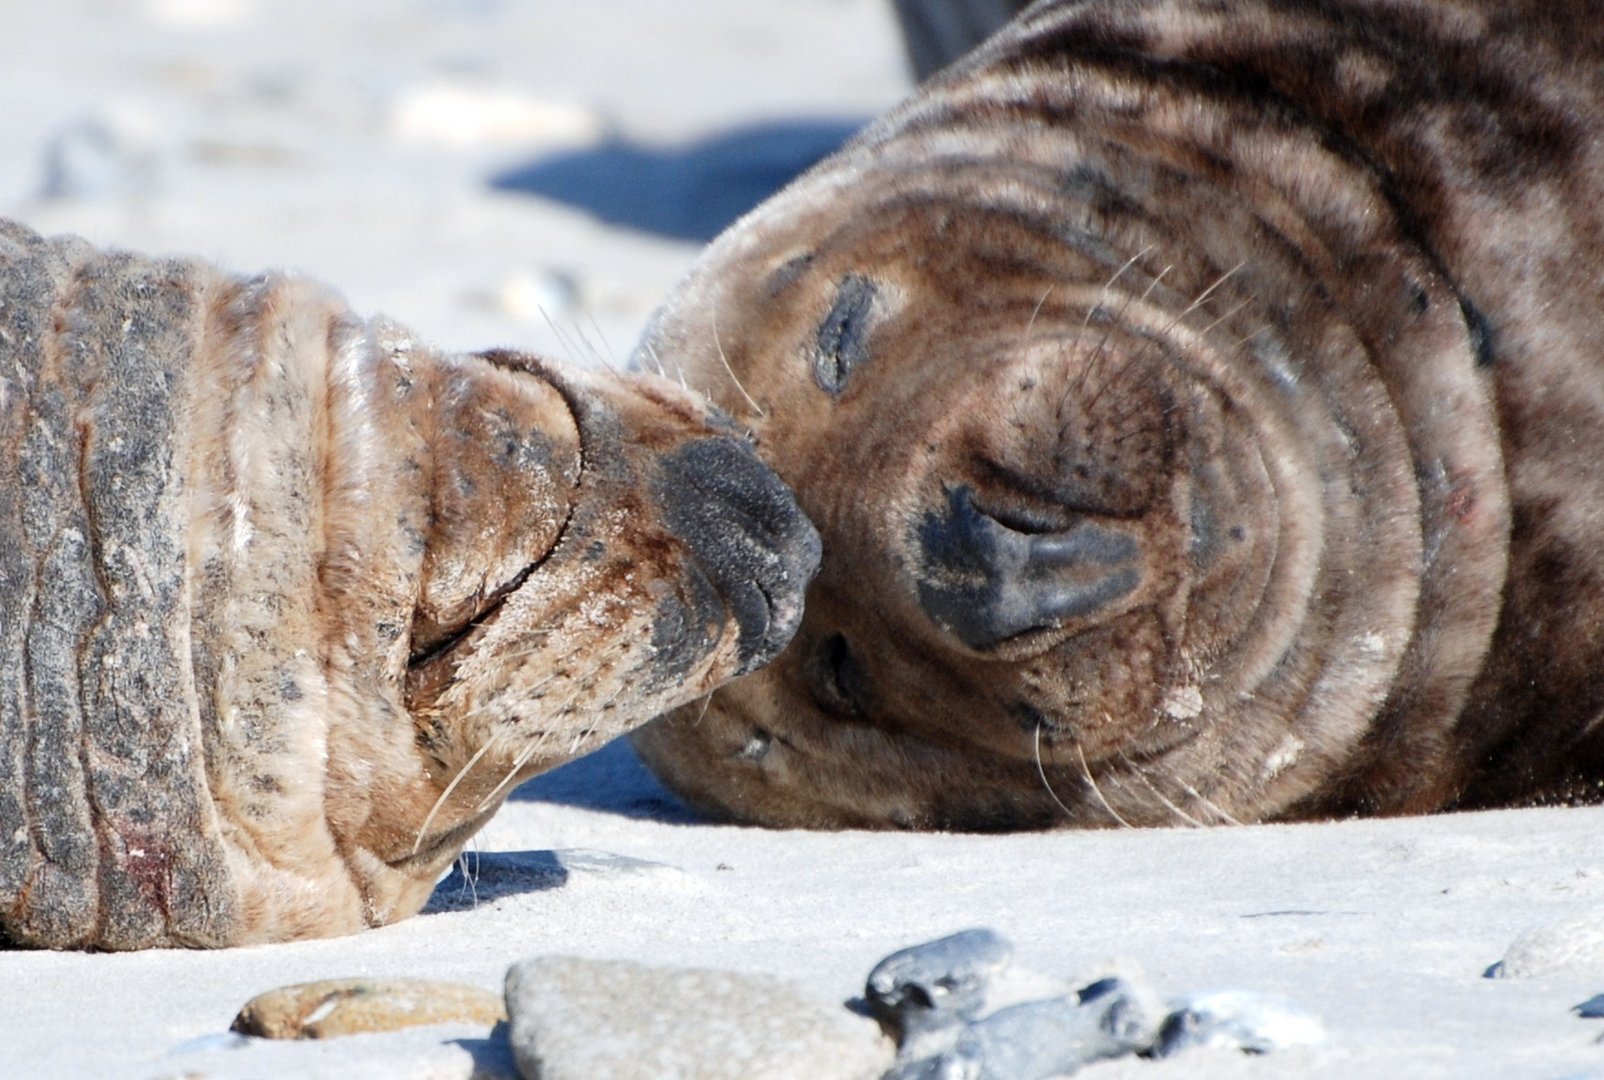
[632, 0, 1604, 829]
[0, 218, 819, 948]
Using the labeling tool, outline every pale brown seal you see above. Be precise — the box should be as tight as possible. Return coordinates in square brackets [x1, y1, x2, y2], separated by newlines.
[0, 219, 819, 948]
[632, 0, 1604, 829]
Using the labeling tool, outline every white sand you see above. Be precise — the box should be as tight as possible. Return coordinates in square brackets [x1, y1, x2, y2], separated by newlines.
[3, 3, 1602, 1078]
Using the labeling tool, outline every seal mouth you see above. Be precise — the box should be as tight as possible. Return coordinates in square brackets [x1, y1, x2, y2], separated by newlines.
[386, 807, 496, 875]
[915, 485, 1142, 650]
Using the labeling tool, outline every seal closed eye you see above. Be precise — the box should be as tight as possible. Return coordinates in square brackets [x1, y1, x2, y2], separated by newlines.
[813, 275, 879, 397]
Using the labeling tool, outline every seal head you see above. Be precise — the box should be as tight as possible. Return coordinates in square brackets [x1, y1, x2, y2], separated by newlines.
[0, 218, 818, 947]
[632, 0, 1604, 828]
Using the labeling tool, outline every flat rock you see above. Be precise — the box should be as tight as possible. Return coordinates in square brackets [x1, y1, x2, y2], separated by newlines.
[504, 955, 893, 1080]
[231, 978, 506, 1039]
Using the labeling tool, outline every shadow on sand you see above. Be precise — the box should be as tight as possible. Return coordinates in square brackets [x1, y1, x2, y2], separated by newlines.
[506, 735, 702, 823]
[490, 117, 870, 242]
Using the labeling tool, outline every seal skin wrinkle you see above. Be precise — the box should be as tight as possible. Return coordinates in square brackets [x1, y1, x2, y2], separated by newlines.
[0, 219, 819, 949]
[631, 0, 1604, 830]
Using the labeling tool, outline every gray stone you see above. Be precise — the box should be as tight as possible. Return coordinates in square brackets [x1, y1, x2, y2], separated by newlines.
[504, 955, 893, 1080]
[885, 976, 1163, 1080]
[865, 927, 1013, 1049]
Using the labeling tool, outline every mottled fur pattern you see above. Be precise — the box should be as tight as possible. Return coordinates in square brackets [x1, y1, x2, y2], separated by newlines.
[0, 220, 818, 948]
[633, 0, 1604, 828]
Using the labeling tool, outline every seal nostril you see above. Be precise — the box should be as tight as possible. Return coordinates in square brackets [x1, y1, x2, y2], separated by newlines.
[652, 437, 822, 674]
[916, 485, 1141, 649]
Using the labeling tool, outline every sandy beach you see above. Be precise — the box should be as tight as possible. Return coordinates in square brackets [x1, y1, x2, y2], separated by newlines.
[3, 2, 1602, 1077]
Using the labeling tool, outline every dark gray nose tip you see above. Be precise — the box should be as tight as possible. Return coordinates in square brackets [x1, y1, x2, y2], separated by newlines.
[916, 486, 1141, 650]
[654, 438, 821, 674]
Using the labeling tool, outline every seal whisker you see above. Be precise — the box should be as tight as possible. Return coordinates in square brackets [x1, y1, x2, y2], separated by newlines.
[1069, 256, 1170, 414]
[414, 738, 497, 856]
[586, 313, 619, 368]
[1226, 322, 1275, 351]
[1057, 248, 1155, 409]
[477, 745, 540, 817]
[1119, 752, 1206, 828]
[1174, 775, 1245, 827]
[537, 304, 589, 368]
[1156, 261, 1247, 339]
[472, 654, 618, 813]
[1034, 722, 1086, 824]
[568, 320, 614, 371]
[688, 693, 715, 726]
[1064, 731, 1135, 828]
[452, 847, 482, 910]
[1191, 297, 1255, 343]
[1085, 246, 1157, 335]
[1022, 284, 1055, 344]
[1051, 262, 1174, 450]
[639, 337, 669, 378]
[711, 301, 766, 418]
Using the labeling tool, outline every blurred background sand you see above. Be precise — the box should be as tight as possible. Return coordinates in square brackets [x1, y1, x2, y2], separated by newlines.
[0, 0, 910, 364]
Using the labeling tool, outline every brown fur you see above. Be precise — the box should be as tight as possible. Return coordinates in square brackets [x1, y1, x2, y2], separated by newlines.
[632, 0, 1604, 829]
[0, 219, 818, 947]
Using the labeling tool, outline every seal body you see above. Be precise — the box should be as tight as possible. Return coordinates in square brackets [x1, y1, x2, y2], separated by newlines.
[633, 0, 1604, 829]
[0, 219, 819, 948]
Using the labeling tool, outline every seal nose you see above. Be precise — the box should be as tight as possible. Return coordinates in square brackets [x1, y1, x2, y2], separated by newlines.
[916, 486, 1141, 650]
[653, 438, 822, 674]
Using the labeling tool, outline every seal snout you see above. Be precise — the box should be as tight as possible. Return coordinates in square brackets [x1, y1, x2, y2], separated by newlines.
[653, 437, 822, 675]
[916, 485, 1141, 650]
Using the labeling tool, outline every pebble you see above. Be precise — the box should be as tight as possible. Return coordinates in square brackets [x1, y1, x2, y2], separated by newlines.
[231, 978, 505, 1039]
[903, 981, 1164, 1080]
[1485, 909, 1604, 978]
[503, 955, 893, 1080]
[40, 109, 160, 201]
[868, 929, 1318, 1077]
[865, 928, 1014, 1046]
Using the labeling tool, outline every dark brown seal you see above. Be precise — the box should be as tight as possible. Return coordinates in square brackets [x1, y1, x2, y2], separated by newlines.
[632, 0, 1604, 829]
[0, 219, 819, 948]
